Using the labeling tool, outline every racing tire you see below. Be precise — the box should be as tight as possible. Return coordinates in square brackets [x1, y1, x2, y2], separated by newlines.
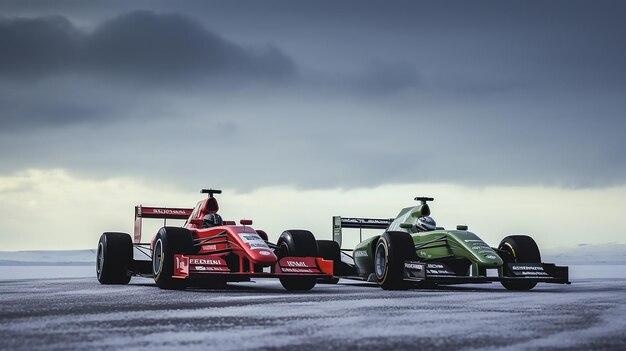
[277, 230, 318, 258]
[316, 240, 341, 262]
[375, 231, 416, 290]
[498, 235, 541, 291]
[97, 232, 132, 285]
[316, 240, 341, 284]
[152, 227, 195, 290]
[277, 230, 318, 291]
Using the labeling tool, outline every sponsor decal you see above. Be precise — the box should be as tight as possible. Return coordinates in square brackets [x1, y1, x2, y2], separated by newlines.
[238, 233, 270, 250]
[259, 250, 271, 256]
[201, 244, 217, 251]
[427, 263, 445, 269]
[512, 265, 544, 271]
[285, 260, 308, 267]
[354, 250, 368, 257]
[427, 269, 455, 275]
[152, 209, 189, 215]
[509, 263, 549, 276]
[190, 258, 224, 265]
[469, 242, 498, 258]
[175, 256, 188, 270]
[243, 235, 261, 241]
[173, 255, 189, 277]
[278, 257, 318, 272]
[192, 265, 229, 272]
[404, 263, 423, 270]
[341, 218, 392, 226]
[249, 243, 268, 248]
[425, 263, 455, 275]
[282, 268, 314, 273]
[519, 271, 549, 276]
[333, 216, 342, 246]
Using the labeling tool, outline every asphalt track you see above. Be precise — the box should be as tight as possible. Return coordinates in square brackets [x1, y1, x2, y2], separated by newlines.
[1, 277, 625, 350]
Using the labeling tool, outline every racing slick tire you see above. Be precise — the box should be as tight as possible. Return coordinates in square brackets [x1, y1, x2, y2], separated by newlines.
[316, 240, 341, 284]
[97, 232, 132, 285]
[277, 230, 318, 291]
[498, 235, 541, 291]
[152, 227, 195, 290]
[375, 231, 416, 290]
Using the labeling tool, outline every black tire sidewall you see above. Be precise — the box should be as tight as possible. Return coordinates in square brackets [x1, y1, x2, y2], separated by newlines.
[97, 232, 132, 284]
[277, 230, 318, 291]
[376, 231, 414, 290]
[152, 227, 194, 289]
[277, 230, 318, 257]
[498, 235, 541, 291]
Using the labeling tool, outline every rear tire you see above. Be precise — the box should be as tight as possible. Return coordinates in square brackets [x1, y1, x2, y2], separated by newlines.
[96, 232, 132, 284]
[375, 231, 416, 290]
[152, 227, 194, 290]
[277, 230, 318, 291]
[316, 240, 341, 262]
[316, 240, 341, 284]
[499, 235, 541, 291]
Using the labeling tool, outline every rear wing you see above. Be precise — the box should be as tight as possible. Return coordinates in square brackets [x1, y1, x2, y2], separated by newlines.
[134, 206, 193, 243]
[332, 216, 393, 248]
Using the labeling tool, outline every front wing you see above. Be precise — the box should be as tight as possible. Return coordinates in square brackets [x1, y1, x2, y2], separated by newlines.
[172, 254, 334, 280]
[403, 261, 570, 285]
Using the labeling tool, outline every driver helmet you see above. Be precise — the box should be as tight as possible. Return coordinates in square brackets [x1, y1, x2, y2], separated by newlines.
[415, 216, 436, 232]
[202, 213, 223, 228]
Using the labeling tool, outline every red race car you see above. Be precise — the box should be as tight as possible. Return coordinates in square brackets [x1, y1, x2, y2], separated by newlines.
[96, 189, 333, 291]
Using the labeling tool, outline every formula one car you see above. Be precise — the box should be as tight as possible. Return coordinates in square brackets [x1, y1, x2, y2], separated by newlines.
[321, 196, 569, 290]
[96, 189, 333, 291]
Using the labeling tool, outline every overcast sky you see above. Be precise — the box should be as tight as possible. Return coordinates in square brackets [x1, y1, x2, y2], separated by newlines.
[1, 0, 625, 251]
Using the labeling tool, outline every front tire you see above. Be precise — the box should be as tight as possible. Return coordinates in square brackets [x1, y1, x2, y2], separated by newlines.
[152, 227, 194, 290]
[277, 230, 318, 291]
[375, 231, 415, 290]
[96, 232, 132, 284]
[499, 235, 541, 291]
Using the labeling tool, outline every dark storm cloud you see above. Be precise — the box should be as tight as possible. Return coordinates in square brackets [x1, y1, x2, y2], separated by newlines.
[83, 11, 294, 81]
[0, 11, 297, 133]
[1, 1, 625, 190]
[0, 86, 111, 131]
[0, 11, 295, 81]
[0, 16, 80, 79]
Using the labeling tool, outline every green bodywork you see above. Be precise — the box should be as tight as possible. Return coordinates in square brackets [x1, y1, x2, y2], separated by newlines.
[353, 202, 503, 277]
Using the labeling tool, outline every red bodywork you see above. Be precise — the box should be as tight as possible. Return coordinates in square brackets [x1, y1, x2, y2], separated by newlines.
[134, 195, 333, 281]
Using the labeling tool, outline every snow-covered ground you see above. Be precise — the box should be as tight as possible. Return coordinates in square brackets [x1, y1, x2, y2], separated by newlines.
[0, 266, 95, 280]
[0, 249, 95, 264]
[1, 274, 625, 350]
[1, 250, 624, 349]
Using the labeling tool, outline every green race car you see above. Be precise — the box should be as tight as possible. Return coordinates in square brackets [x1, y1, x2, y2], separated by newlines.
[321, 196, 570, 290]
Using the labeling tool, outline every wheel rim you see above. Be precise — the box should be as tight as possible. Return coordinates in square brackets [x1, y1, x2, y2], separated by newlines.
[153, 239, 163, 276]
[96, 241, 104, 277]
[500, 242, 516, 261]
[374, 242, 387, 279]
